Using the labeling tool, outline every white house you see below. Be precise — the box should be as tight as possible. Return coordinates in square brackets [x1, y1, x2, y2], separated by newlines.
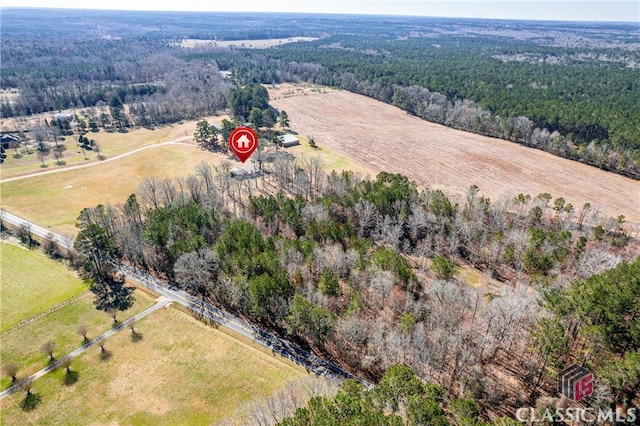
[277, 134, 300, 148]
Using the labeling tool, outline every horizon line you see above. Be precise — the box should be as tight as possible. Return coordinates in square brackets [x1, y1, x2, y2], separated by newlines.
[1, 6, 639, 24]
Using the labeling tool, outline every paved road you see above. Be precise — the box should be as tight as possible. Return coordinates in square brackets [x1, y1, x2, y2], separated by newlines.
[0, 136, 193, 184]
[1, 211, 371, 388]
[0, 297, 171, 399]
[1, 210, 73, 247]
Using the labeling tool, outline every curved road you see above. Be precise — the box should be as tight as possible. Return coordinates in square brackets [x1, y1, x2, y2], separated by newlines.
[1, 210, 371, 388]
[0, 136, 193, 184]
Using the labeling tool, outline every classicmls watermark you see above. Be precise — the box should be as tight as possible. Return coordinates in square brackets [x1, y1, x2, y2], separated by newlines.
[558, 364, 594, 402]
[514, 366, 638, 424]
[515, 407, 637, 424]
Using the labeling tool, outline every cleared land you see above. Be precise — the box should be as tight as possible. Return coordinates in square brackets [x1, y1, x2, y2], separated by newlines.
[0, 117, 370, 236]
[0, 241, 87, 332]
[287, 135, 374, 177]
[0, 285, 157, 389]
[0, 144, 228, 236]
[0, 304, 307, 425]
[0, 115, 227, 180]
[1, 243, 308, 423]
[270, 86, 640, 223]
[177, 37, 318, 49]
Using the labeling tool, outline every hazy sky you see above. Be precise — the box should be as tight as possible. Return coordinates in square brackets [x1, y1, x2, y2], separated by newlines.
[2, 0, 639, 22]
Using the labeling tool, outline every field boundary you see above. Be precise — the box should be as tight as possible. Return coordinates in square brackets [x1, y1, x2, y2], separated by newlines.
[271, 88, 640, 224]
[3, 292, 91, 335]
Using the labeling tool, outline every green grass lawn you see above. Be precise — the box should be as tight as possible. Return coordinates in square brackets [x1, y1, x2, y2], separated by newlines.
[292, 135, 374, 176]
[0, 284, 157, 390]
[0, 306, 308, 425]
[0, 242, 88, 332]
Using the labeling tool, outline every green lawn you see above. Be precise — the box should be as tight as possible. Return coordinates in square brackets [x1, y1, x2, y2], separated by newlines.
[1, 243, 308, 424]
[0, 242, 88, 332]
[292, 135, 374, 176]
[0, 306, 308, 425]
[0, 285, 157, 389]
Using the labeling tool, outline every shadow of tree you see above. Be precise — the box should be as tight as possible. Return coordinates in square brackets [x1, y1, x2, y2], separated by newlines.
[93, 275, 135, 312]
[20, 392, 41, 411]
[63, 370, 79, 386]
[131, 330, 143, 343]
[99, 348, 112, 362]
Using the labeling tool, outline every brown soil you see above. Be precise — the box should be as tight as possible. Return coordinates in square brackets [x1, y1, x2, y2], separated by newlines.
[271, 87, 639, 223]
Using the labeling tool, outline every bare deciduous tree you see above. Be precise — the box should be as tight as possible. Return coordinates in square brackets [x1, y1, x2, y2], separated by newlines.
[41, 341, 56, 363]
[137, 177, 161, 209]
[77, 324, 89, 343]
[2, 362, 19, 384]
[19, 377, 40, 411]
[99, 343, 111, 361]
[60, 356, 79, 386]
[106, 307, 118, 324]
[174, 248, 219, 300]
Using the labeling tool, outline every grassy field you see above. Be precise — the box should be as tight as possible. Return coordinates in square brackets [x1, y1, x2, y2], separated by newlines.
[0, 144, 227, 236]
[0, 305, 308, 425]
[0, 284, 158, 390]
[0, 116, 226, 180]
[290, 135, 375, 177]
[1, 235, 310, 424]
[0, 133, 365, 237]
[0, 242, 88, 332]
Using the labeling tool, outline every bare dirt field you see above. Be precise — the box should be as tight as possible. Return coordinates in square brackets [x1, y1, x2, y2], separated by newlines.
[270, 86, 640, 223]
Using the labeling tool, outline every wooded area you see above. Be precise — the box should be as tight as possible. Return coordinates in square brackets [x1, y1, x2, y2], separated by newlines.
[71, 160, 638, 420]
[218, 34, 640, 178]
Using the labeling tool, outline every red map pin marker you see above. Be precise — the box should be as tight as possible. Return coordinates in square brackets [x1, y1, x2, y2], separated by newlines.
[229, 127, 258, 163]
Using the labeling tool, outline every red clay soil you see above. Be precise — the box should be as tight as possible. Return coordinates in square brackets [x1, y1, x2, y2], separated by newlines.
[271, 89, 640, 224]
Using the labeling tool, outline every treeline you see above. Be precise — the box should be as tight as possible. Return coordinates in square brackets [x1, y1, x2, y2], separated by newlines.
[73, 161, 637, 419]
[1, 13, 232, 126]
[1, 53, 231, 128]
[4, 9, 638, 176]
[0, 8, 333, 121]
[208, 35, 640, 177]
[279, 365, 487, 425]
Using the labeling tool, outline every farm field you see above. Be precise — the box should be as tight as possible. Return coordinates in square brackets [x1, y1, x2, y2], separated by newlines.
[0, 241, 87, 332]
[0, 144, 228, 236]
[270, 86, 640, 224]
[0, 302, 308, 425]
[0, 285, 158, 389]
[0, 241, 309, 424]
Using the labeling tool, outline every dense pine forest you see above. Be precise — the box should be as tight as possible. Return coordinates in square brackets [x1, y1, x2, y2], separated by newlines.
[210, 29, 640, 178]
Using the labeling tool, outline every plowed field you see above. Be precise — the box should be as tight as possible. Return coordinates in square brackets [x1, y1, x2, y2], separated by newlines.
[271, 87, 639, 223]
